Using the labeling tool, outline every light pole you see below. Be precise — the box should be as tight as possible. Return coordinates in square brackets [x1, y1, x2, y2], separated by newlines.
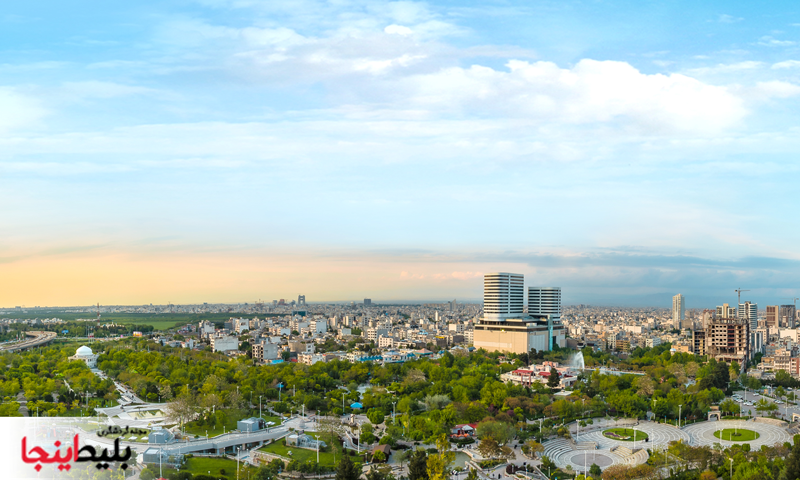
[260, 395, 263, 420]
[392, 401, 397, 423]
[316, 434, 320, 463]
[730, 458, 733, 479]
[678, 405, 682, 428]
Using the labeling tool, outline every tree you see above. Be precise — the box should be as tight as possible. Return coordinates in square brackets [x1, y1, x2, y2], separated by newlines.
[781, 440, 800, 480]
[140, 468, 158, 480]
[720, 399, 740, 416]
[336, 453, 359, 480]
[547, 368, 561, 389]
[466, 469, 479, 480]
[373, 450, 387, 463]
[367, 409, 385, 425]
[409, 449, 429, 480]
[524, 440, 544, 459]
[590, 464, 602, 477]
[699, 471, 716, 480]
[427, 434, 455, 480]
[755, 398, 778, 415]
[477, 420, 516, 444]
[164, 392, 195, 428]
[633, 376, 655, 396]
[477, 437, 502, 459]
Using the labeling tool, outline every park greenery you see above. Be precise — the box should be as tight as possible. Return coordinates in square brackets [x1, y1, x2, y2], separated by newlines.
[7, 333, 800, 480]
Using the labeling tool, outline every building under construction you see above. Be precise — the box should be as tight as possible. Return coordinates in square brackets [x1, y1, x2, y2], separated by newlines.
[692, 317, 750, 364]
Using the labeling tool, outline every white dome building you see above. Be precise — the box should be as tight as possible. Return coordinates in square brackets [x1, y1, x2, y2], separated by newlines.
[69, 345, 99, 368]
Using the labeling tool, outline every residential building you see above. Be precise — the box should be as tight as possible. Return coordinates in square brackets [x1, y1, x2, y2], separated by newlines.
[766, 305, 779, 328]
[210, 335, 238, 353]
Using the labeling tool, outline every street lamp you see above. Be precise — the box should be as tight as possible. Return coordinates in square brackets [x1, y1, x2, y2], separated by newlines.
[315, 434, 320, 463]
[730, 458, 733, 479]
[678, 405, 682, 428]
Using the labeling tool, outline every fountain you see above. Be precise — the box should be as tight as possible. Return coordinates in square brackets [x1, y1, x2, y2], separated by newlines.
[569, 351, 586, 371]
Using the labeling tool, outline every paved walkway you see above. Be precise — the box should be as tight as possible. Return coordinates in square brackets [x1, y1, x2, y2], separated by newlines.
[683, 420, 791, 449]
[577, 421, 690, 448]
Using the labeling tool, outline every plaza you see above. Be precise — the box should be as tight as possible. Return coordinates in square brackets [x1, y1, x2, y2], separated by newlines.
[544, 418, 793, 472]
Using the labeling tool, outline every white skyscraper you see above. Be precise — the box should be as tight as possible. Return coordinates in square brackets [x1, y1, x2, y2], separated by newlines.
[672, 294, 685, 329]
[528, 287, 561, 317]
[738, 302, 758, 330]
[483, 273, 524, 321]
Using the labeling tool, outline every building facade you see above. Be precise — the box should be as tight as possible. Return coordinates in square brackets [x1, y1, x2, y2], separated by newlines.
[483, 273, 524, 321]
[672, 294, 685, 330]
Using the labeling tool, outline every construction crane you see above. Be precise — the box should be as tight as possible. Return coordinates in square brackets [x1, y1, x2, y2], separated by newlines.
[735, 288, 750, 305]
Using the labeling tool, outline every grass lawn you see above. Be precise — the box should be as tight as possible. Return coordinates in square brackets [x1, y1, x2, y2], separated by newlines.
[184, 411, 283, 438]
[603, 428, 649, 441]
[713, 428, 760, 441]
[259, 440, 338, 468]
[156, 457, 258, 480]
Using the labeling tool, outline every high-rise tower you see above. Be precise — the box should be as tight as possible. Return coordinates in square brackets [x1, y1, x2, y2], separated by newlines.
[672, 294, 685, 329]
[738, 302, 758, 330]
[528, 287, 561, 317]
[483, 273, 524, 321]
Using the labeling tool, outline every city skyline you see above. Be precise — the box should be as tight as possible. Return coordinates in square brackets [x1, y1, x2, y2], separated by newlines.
[3, 1, 800, 306]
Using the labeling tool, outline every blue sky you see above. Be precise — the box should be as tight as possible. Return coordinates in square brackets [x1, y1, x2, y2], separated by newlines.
[2, 0, 800, 307]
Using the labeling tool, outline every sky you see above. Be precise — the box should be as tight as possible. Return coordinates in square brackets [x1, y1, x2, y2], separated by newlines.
[2, 0, 800, 308]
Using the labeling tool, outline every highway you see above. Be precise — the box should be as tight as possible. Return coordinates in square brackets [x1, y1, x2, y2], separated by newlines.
[0, 330, 57, 352]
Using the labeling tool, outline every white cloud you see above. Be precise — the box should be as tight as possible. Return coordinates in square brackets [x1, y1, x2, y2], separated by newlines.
[718, 14, 743, 24]
[385, 24, 413, 36]
[758, 35, 796, 47]
[0, 88, 47, 132]
[687, 61, 764, 76]
[60, 81, 157, 99]
[394, 59, 747, 135]
[746, 81, 800, 100]
[772, 60, 800, 69]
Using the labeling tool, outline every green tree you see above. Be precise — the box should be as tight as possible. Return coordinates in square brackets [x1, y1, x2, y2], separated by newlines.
[409, 449, 429, 480]
[336, 453, 359, 480]
[547, 368, 561, 388]
[590, 464, 602, 477]
[427, 435, 455, 480]
[781, 439, 800, 480]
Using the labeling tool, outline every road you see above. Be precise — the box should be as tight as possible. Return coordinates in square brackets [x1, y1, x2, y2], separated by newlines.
[731, 389, 800, 420]
[0, 331, 57, 352]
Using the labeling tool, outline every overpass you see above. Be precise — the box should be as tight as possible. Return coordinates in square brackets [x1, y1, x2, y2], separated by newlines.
[0, 331, 58, 352]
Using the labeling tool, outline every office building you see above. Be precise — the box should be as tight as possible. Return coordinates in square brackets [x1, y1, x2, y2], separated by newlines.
[297, 295, 306, 305]
[364, 298, 372, 306]
[474, 273, 565, 354]
[672, 294, 685, 330]
[528, 287, 561, 316]
[483, 273, 524, 321]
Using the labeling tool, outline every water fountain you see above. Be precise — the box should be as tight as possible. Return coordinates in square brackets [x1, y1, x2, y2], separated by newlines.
[569, 351, 586, 371]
